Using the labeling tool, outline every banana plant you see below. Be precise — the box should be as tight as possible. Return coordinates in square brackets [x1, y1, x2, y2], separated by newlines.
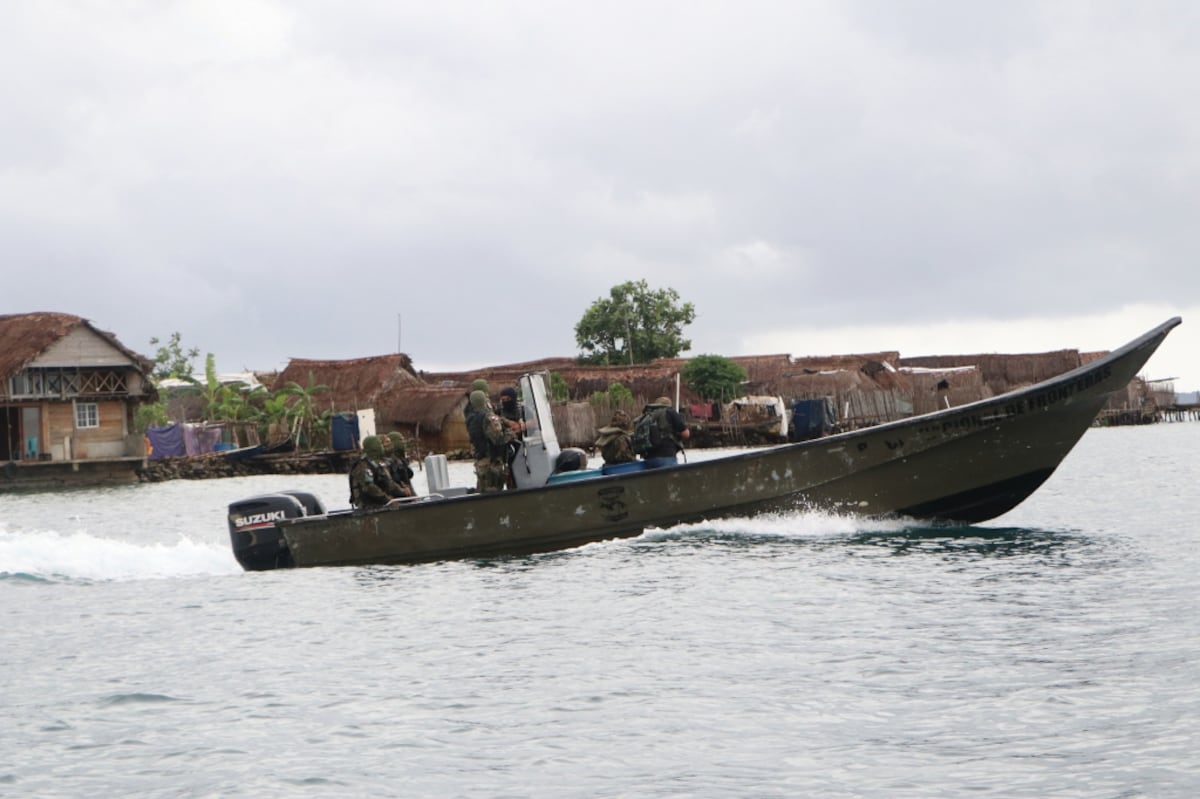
[278, 371, 330, 450]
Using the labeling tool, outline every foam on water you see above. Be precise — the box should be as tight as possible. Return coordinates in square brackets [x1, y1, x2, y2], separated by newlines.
[654, 507, 914, 539]
[0, 528, 241, 581]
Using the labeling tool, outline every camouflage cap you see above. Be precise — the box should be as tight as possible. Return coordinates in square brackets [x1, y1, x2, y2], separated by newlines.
[362, 435, 384, 458]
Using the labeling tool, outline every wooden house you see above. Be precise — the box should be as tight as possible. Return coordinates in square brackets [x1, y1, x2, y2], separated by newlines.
[0, 312, 155, 462]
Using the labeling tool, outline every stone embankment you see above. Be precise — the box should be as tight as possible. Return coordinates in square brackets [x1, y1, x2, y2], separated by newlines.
[136, 451, 358, 482]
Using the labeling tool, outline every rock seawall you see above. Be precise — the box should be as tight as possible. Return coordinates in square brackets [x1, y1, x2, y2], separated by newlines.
[137, 451, 357, 482]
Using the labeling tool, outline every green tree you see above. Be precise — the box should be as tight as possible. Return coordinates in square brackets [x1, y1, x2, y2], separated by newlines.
[149, 332, 200, 380]
[199, 353, 225, 421]
[606, 381, 634, 404]
[260, 392, 294, 443]
[575, 280, 695, 365]
[278, 371, 331, 449]
[137, 332, 200, 431]
[682, 354, 747, 402]
[133, 401, 169, 434]
[548, 372, 570, 402]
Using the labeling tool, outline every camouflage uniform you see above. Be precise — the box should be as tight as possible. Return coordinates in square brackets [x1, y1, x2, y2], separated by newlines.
[465, 389, 513, 493]
[386, 431, 416, 497]
[595, 409, 636, 465]
[497, 386, 525, 488]
[463, 379, 490, 422]
[349, 435, 404, 509]
[640, 396, 689, 462]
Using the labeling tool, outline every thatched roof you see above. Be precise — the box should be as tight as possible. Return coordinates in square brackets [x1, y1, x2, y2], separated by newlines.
[273, 353, 422, 413]
[776, 367, 886, 399]
[901, 365, 990, 414]
[899, 349, 1086, 394]
[0, 311, 153, 380]
[421, 358, 686, 403]
[655, 351, 907, 400]
[419, 357, 579, 388]
[375, 386, 467, 432]
[564, 362, 686, 402]
[417, 350, 922, 404]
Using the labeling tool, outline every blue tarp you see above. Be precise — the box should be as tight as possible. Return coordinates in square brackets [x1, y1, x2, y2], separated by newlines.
[790, 398, 836, 442]
[146, 423, 186, 460]
[331, 414, 360, 451]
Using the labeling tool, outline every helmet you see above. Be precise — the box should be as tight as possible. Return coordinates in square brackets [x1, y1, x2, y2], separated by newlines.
[470, 379, 489, 394]
[362, 435, 384, 459]
[387, 432, 406, 454]
[654, 396, 672, 407]
[470, 390, 489, 411]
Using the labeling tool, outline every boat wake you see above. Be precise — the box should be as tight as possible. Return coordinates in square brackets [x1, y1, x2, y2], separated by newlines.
[640, 511, 1087, 559]
[644, 508, 913, 541]
[0, 528, 242, 582]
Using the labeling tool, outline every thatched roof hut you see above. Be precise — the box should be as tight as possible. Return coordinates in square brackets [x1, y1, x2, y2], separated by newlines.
[420, 358, 578, 390]
[273, 353, 421, 414]
[374, 385, 471, 455]
[423, 358, 689, 406]
[900, 365, 990, 416]
[899, 349, 1085, 395]
[0, 311, 154, 381]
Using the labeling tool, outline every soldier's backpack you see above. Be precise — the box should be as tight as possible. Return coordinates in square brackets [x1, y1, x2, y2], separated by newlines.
[630, 410, 663, 456]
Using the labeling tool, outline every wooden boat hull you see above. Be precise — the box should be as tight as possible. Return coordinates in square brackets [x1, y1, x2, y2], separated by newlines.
[230, 318, 1180, 570]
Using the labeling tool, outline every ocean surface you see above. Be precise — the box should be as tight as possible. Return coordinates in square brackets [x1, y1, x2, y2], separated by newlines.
[2, 423, 1198, 798]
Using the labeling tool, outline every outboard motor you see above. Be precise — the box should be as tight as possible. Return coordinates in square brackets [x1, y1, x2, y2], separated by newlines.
[227, 491, 325, 571]
[553, 447, 589, 474]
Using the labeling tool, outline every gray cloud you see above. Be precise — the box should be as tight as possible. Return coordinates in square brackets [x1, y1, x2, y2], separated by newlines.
[3, 2, 1197, 385]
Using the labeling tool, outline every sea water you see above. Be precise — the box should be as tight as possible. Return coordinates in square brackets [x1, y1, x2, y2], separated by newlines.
[1, 426, 1198, 798]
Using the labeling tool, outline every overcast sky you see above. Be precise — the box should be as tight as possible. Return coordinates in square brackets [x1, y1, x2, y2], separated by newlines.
[4, 2, 1198, 389]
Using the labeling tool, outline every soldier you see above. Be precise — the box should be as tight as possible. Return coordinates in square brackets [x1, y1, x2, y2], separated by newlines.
[497, 387, 525, 435]
[386, 431, 416, 497]
[465, 389, 513, 493]
[594, 409, 636, 465]
[497, 386, 525, 488]
[635, 396, 691, 463]
[349, 435, 405, 510]
[463, 378, 490, 422]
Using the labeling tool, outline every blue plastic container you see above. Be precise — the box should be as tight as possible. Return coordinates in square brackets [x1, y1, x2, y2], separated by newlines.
[601, 461, 647, 476]
[547, 469, 603, 484]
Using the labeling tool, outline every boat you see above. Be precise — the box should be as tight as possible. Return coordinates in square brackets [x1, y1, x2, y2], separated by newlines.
[227, 317, 1181, 571]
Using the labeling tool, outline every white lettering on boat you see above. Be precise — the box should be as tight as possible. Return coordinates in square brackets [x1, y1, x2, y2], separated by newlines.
[232, 510, 287, 529]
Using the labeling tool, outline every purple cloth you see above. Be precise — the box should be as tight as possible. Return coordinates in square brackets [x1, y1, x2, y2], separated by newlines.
[147, 424, 186, 460]
[184, 424, 223, 456]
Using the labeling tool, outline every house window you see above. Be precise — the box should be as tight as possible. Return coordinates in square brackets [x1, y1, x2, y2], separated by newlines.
[75, 402, 100, 429]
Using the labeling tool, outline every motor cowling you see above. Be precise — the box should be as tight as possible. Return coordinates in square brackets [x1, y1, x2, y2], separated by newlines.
[227, 491, 325, 571]
[553, 447, 589, 474]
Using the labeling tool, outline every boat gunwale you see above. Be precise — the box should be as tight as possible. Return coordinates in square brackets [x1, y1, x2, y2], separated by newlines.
[278, 315, 1183, 530]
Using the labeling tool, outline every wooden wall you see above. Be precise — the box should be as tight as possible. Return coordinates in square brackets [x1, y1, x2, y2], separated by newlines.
[45, 399, 131, 459]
